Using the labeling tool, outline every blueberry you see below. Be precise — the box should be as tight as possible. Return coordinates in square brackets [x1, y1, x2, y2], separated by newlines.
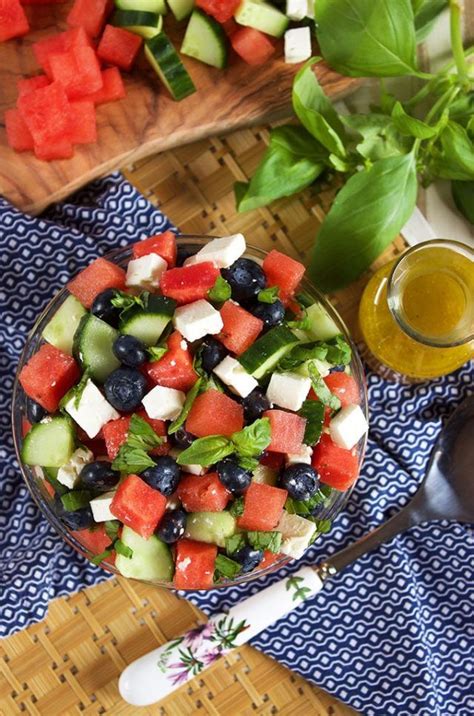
[80, 461, 120, 491]
[280, 464, 319, 501]
[242, 388, 271, 423]
[104, 367, 147, 412]
[27, 399, 46, 424]
[200, 336, 227, 373]
[54, 496, 95, 530]
[91, 288, 121, 327]
[330, 364, 346, 373]
[156, 509, 187, 543]
[233, 546, 264, 573]
[176, 244, 200, 267]
[142, 456, 181, 496]
[222, 258, 266, 302]
[216, 458, 252, 495]
[248, 299, 285, 330]
[171, 427, 195, 450]
[113, 334, 147, 368]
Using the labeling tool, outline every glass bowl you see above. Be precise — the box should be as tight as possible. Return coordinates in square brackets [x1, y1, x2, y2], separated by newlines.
[12, 236, 368, 590]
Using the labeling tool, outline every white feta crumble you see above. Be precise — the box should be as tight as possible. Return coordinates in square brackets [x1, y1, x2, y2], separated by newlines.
[57, 447, 94, 489]
[90, 491, 116, 523]
[125, 253, 167, 289]
[173, 299, 223, 343]
[286, 444, 313, 466]
[329, 404, 368, 450]
[213, 355, 258, 398]
[277, 511, 317, 559]
[266, 372, 311, 412]
[286, 0, 307, 21]
[284, 27, 312, 64]
[142, 385, 186, 421]
[184, 234, 246, 268]
[177, 557, 191, 571]
[65, 380, 119, 439]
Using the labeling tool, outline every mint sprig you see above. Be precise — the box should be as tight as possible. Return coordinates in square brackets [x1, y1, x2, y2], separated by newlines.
[247, 531, 282, 553]
[208, 275, 232, 303]
[111, 291, 148, 316]
[111, 414, 163, 474]
[258, 286, 280, 304]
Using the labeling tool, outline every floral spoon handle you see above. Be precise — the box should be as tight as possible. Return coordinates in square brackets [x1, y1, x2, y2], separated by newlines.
[119, 565, 324, 706]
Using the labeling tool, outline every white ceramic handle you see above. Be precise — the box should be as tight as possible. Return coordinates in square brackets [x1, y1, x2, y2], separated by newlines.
[119, 565, 324, 707]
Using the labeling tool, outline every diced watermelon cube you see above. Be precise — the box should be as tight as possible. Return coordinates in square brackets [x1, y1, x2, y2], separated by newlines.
[161, 262, 220, 306]
[22, 418, 32, 438]
[19, 344, 80, 412]
[22, 0, 65, 4]
[143, 331, 197, 393]
[132, 230, 177, 267]
[237, 482, 287, 531]
[67, 257, 126, 308]
[17, 75, 50, 97]
[49, 46, 103, 100]
[186, 389, 244, 438]
[312, 433, 359, 491]
[68, 101, 97, 145]
[218, 300, 263, 355]
[264, 409, 306, 454]
[71, 525, 115, 564]
[32, 27, 92, 78]
[259, 550, 283, 570]
[34, 138, 74, 161]
[84, 67, 125, 105]
[97, 24, 143, 72]
[196, 0, 241, 23]
[174, 539, 217, 590]
[259, 450, 285, 471]
[0, 0, 29, 42]
[110, 474, 167, 539]
[17, 81, 70, 146]
[263, 249, 305, 305]
[102, 410, 168, 460]
[5, 109, 34, 152]
[230, 28, 275, 66]
[323, 373, 360, 408]
[177, 472, 230, 513]
[67, 0, 112, 38]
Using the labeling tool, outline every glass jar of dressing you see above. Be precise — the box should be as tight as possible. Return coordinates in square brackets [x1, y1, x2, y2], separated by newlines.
[359, 240, 474, 381]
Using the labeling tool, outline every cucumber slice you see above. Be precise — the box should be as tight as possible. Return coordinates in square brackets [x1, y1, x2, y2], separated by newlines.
[181, 9, 228, 69]
[119, 295, 175, 346]
[145, 33, 196, 101]
[185, 512, 236, 547]
[22, 417, 76, 468]
[115, 0, 166, 13]
[116, 526, 174, 581]
[305, 303, 340, 341]
[73, 315, 120, 383]
[113, 9, 164, 37]
[238, 325, 299, 379]
[234, 0, 289, 37]
[42, 295, 86, 355]
[168, 0, 194, 21]
[252, 464, 277, 486]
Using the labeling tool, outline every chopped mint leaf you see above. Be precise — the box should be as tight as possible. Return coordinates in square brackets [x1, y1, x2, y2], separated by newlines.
[287, 309, 312, 332]
[247, 531, 282, 553]
[147, 346, 168, 362]
[231, 418, 271, 461]
[111, 291, 148, 316]
[111, 446, 157, 474]
[91, 546, 114, 566]
[307, 362, 341, 411]
[61, 490, 93, 512]
[225, 533, 246, 556]
[285, 489, 329, 516]
[258, 286, 280, 304]
[208, 275, 232, 303]
[114, 539, 133, 559]
[193, 347, 207, 380]
[320, 484, 332, 498]
[176, 435, 234, 467]
[324, 335, 352, 366]
[127, 414, 164, 451]
[60, 369, 91, 410]
[111, 414, 162, 473]
[315, 519, 332, 534]
[229, 497, 245, 517]
[279, 342, 328, 371]
[214, 554, 242, 580]
[168, 377, 205, 435]
[104, 520, 121, 542]
[298, 400, 325, 446]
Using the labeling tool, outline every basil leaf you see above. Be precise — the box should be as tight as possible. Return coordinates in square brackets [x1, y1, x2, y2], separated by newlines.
[229, 497, 245, 517]
[60, 369, 91, 410]
[111, 446, 157, 474]
[258, 286, 280, 304]
[315, 0, 418, 77]
[343, 114, 411, 161]
[308, 362, 341, 411]
[237, 456, 259, 472]
[308, 153, 418, 291]
[235, 125, 327, 213]
[225, 533, 246, 556]
[285, 488, 331, 516]
[168, 377, 204, 435]
[325, 335, 352, 365]
[127, 414, 163, 451]
[315, 519, 332, 534]
[114, 539, 133, 559]
[111, 291, 148, 315]
[452, 180, 474, 224]
[299, 399, 325, 446]
[176, 435, 233, 467]
[214, 554, 242, 580]
[231, 418, 272, 460]
[147, 346, 168, 362]
[91, 546, 114, 566]
[413, 0, 448, 41]
[448, 93, 474, 128]
[292, 59, 347, 157]
[105, 520, 121, 542]
[430, 122, 474, 180]
[279, 342, 328, 371]
[61, 490, 93, 511]
[247, 531, 282, 553]
[391, 101, 438, 139]
[208, 275, 232, 303]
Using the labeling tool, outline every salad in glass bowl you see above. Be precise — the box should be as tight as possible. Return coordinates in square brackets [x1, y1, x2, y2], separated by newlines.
[12, 232, 368, 590]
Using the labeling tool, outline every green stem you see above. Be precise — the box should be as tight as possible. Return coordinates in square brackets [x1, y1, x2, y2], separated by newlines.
[425, 84, 461, 124]
[450, 0, 469, 82]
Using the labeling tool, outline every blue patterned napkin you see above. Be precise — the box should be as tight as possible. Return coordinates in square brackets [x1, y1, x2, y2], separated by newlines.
[1, 174, 473, 716]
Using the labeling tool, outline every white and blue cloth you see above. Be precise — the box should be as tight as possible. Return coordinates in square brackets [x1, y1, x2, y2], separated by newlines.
[1, 174, 472, 716]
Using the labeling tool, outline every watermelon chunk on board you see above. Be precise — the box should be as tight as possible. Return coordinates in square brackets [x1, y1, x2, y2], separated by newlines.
[17, 76, 50, 97]
[67, 257, 127, 308]
[5, 109, 34, 152]
[68, 101, 97, 145]
[97, 24, 143, 72]
[174, 539, 217, 590]
[84, 67, 125, 105]
[67, 0, 113, 38]
[17, 81, 70, 146]
[49, 46, 103, 100]
[34, 139, 74, 161]
[32, 27, 93, 78]
[19, 344, 80, 412]
[186, 389, 244, 438]
[230, 27, 275, 66]
[0, 0, 29, 42]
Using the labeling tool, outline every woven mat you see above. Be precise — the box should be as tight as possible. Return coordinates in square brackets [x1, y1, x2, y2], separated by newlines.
[0, 127, 409, 716]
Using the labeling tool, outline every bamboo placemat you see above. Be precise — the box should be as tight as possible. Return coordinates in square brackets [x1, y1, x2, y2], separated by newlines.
[1, 127, 408, 716]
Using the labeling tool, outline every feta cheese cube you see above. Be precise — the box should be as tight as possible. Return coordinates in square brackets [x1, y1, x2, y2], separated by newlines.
[266, 372, 311, 412]
[306, 0, 315, 19]
[142, 385, 186, 421]
[286, 0, 307, 21]
[57, 446, 94, 489]
[286, 444, 313, 466]
[284, 27, 312, 64]
[277, 511, 317, 559]
[125, 254, 167, 289]
[65, 380, 119, 439]
[213, 356, 258, 398]
[184, 234, 246, 268]
[169, 448, 207, 475]
[173, 299, 223, 343]
[329, 404, 368, 450]
[90, 491, 116, 523]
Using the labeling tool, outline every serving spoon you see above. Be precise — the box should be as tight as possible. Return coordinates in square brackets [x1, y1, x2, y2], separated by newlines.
[119, 394, 474, 707]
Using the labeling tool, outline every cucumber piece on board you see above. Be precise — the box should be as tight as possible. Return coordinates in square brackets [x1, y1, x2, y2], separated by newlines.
[234, 0, 289, 38]
[113, 9, 163, 37]
[145, 33, 196, 101]
[181, 9, 228, 69]
[115, 0, 166, 14]
[168, 0, 194, 21]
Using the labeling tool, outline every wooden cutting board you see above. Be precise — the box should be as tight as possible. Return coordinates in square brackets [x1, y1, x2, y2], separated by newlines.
[0, 4, 360, 215]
